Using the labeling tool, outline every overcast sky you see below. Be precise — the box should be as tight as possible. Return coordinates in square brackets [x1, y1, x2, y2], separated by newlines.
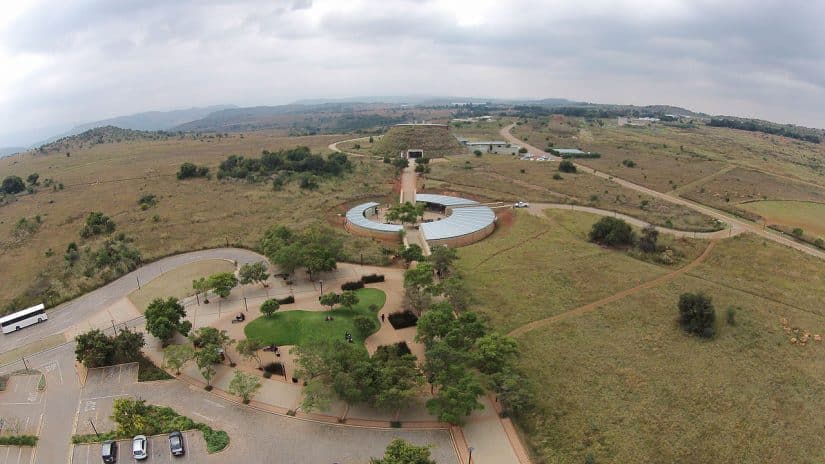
[1, 0, 823, 145]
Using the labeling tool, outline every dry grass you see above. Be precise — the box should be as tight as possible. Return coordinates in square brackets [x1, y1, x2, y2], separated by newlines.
[426, 154, 721, 231]
[0, 131, 397, 310]
[371, 125, 465, 158]
[450, 120, 512, 141]
[127, 259, 236, 311]
[738, 201, 825, 238]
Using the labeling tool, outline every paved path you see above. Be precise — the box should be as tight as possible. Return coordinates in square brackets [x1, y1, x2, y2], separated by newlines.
[501, 124, 825, 260]
[0, 248, 266, 354]
[526, 203, 739, 239]
[508, 240, 718, 338]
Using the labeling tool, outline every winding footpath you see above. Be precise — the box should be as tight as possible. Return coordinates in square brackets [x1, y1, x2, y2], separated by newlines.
[501, 124, 825, 260]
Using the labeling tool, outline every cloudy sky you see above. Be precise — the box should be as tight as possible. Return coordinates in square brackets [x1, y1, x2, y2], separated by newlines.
[1, 0, 823, 145]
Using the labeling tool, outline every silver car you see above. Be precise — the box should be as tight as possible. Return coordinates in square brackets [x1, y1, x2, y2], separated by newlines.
[132, 435, 148, 460]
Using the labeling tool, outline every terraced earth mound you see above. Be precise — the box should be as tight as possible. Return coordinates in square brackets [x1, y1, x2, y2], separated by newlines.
[371, 124, 465, 158]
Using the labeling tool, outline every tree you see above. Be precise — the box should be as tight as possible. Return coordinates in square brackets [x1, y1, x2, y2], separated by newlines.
[404, 262, 434, 290]
[399, 244, 425, 266]
[2, 176, 25, 194]
[112, 398, 153, 437]
[208, 272, 238, 298]
[192, 277, 210, 302]
[638, 225, 659, 253]
[402, 284, 432, 316]
[339, 290, 359, 310]
[144, 297, 191, 344]
[415, 303, 455, 347]
[260, 299, 280, 317]
[239, 261, 269, 287]
[558, 160, 577, 173]
[353, 315, 376, 337]
[426, 369, 484, 425]
[490, 368, 535, 418]
[80, 212, 115, 238]
[177, 162, 208, 179]
[26, 173, 39, 186]
[269, 243, 303, 277]
[303, 244, 337, 280]
[291, 340, 373, 411]
[111, 329, 145, 363]
[474, 333, 519, 374]
[236, 338, 264, 368]
[371, 348, 423, 414]
[163, 344, 194, 375]
[386, 202, 425, 226]
[370, 438, 436, 464]
[792, 227, 804, 238]
[678, 292, 716, 338]
[319, 292, 340, 310]
[194, 344, 221, 388]
[440, 276, 471, 312]
[588, 217, 636, 247]
[428, 245, 458, 276]
[75, 329, 113, 368]
[228, 370, 261, 404]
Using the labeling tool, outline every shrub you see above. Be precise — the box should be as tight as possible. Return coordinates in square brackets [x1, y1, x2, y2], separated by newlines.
[2, 176, 26, 194]
[361, 274, 385, 284]
[622, 159, 636, 167]
[588, 217, 636, 247]
[558, 160, 577, 173]
[177, 162, 209, 180]
[552, 173, 562, 180]
[260, 299, 280, 317]
[388, 311, 418, 329]
[276, 295, 295, 305]
[353, 315, 377, 337]
[473, 149, 482, 157]
[379, 341, 412, 356]
[726, 306, 737, 325]
[791, 227, 804, 238]
[0, 435, 38, 446]
[815, 238, 824, 249]
[263, 362, 285, 376]
[80, 212, 116, 238]
[341, 280, 365, 291]
[678, 292, 716, 338]
[263, 370, 273, 378]
[518, 147, 528, 154]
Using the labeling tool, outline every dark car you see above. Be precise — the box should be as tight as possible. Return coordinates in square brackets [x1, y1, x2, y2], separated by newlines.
[168, 431, 185, 456]
[101, 440, 117, 463]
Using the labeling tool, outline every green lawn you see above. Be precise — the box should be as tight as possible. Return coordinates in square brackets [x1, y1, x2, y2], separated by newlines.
[244, 288, 386, 346]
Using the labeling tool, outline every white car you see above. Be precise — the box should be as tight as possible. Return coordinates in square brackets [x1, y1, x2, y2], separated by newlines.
[132, 435, 148, 460]
[514, 201, 529, 208]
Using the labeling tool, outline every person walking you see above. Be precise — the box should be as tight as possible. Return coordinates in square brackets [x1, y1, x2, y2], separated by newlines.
[381, 313, 385, 323]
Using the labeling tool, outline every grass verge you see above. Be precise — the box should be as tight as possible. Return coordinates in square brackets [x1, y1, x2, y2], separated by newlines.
[245, 288, 386, 346]
[0, 435, 38, 446]
[128, 259, 236, 311]
[136, 353, 174, 382]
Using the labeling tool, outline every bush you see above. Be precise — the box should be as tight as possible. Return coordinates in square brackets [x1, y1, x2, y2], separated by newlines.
[815, 238, 824, 249]
[361, 274, 385, 284]
[276, 295, 295, 305]
[177, 162, 209, 180]
[388, 311, 418, 329]
[353, 315, 377, 337]
[588, 217, 636, 247]
[622, 159, 636, 167]
[726, 306, 737, 325]
[263, 362, 285, 376]
[558, 160, 577, 173]
[0, 435, 38, 446]
[263, 370, 273, 378]
[678, 292, 716, 338]
[2, 176, 26, 194]
[260, 299, 280, 317]
[552, 173, 563, 180]
[379, 341, 412, 356]
[341, 280, 365, 291]
[792, 227, 804, 238]
[518, 147, 528, 154]
[473, 149, 482, 157]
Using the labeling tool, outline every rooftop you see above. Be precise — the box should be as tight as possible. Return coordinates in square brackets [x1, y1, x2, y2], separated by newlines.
[345, 202, 403, 233]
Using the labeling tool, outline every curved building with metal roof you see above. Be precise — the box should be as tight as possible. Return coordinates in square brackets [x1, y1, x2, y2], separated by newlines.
[416, 194, 496, 246]
[345, 202, 403, 240]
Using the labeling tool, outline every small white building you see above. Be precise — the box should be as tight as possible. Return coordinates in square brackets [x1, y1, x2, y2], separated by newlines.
[463, 141, 521, 155]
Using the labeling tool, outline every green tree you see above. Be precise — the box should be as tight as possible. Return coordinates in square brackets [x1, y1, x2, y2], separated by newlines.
[558, 160, 577, 173]
[792, 227, 804, 238]
[588, 217, 636, 247]
[111, 398, 153, 437]
[319, 292, 340, 310]
[111, 328, 145, 363]
[236, 338, 264, 369]
[386, 202, 425, 226]
[428, 245, 457, 276]
[638, 225, 659, 253]
[353, 315, 376, 337]
[194, 344, 221, 388]
[260, 299, 280, 318]
[80, 212, 115, 238]
[208, 272, 238, 298]
[74, 329, 113, 368]
[426, 369, 484, 425]
[371, 347, 423, 414]
[402, 284, 431, 316]
[370, 438, 435, 464]
[339, 290, 359, 310]
[404, 262, 434, 290]
[474, 333, 519, 374]
[415, 303, 455, 347]
[163, 344, 194, 375]
[678, 292, 716, 338]
[2, 176, 25, 194]
[399, 244, 425, 266]
[192, 277, 210, 302]
[490, 368, 535, 418]
[26, 173, 39, 186]
[440, 276, 471, 312]
[144, 297, 191, 344]
[239, 261, 269, 287]
[228, 370, 261, 404]
[269, 243, 303, 277]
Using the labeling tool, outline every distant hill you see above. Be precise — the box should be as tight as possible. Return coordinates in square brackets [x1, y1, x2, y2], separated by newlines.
[34, 105, 236, 146]
[38, 126, 174, 153]
[0, 146, 26, 158]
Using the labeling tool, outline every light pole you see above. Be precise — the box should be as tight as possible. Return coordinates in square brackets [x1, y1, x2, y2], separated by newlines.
[468, 446, 474, 464]
[89, 418, 100, 438]
[319, 280, 324, 295]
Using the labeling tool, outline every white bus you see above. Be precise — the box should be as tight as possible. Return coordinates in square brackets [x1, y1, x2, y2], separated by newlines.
[0, 304, 47, 334]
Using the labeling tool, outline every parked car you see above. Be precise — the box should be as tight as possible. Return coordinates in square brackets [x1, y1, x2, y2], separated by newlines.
[514, 201, 529, 208]
[101, 440, 118, 463]
[168, 431, 185, 456]
[132, 435, 148, 460]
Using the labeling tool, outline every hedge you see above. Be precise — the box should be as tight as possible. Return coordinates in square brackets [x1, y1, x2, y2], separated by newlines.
[341, 280, 365, 291]
[361, 274, 385, 284]
[264, 361, 285, 376]
[0, 435, 38, 446]
[276, 295, 295, 305]
[388, 311, 418, 329]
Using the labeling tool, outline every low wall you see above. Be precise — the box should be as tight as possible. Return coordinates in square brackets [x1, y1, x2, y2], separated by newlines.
[345, 222, 403, 242]
[425, 221, 495, 248]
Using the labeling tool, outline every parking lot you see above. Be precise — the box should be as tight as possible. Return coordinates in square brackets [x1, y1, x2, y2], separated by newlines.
[0, 445, 34, 464]
[72, 430, 207, 464]
[0, 374, 43, 464]
[75, 364, 139, 436]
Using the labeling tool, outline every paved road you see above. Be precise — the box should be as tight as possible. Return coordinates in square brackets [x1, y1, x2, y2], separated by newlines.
[501, 124, 825, 260]
[0, 248, 267, 354]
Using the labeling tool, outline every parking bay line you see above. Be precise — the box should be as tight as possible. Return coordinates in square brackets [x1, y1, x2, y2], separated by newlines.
[203, 398, 225, 408]
[192, 412, 214, 422]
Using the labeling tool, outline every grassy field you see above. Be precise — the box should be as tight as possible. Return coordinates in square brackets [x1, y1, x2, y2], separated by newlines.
[0, 131, 398, 312]
[459, 212, 825, 463]
[738, 201, 825, 238]
[244, 288, 386, 346]
[128, 259, 237, 311]
[450, 120, 512, 141]
[426, 154, 722, 231]
[453, 210, 702, 332]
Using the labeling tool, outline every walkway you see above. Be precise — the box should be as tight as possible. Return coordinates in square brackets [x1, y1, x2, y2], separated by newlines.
[500, 124, 825, 260]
